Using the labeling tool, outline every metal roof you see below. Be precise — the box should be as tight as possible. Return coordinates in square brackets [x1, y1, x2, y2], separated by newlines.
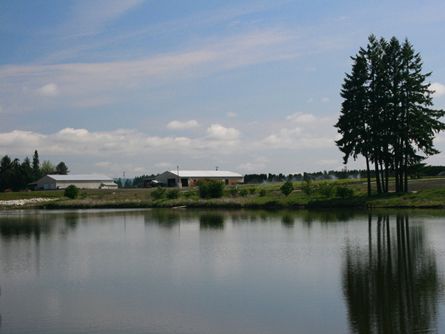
[46, 174, 114, 181]
[168, 170, 242, 178]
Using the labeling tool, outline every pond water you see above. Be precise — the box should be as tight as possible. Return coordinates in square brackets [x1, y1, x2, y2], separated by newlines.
[0, 209, 445, 334]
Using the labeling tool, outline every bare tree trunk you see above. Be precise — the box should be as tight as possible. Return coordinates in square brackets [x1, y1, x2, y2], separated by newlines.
[375, 159, 382, 194]
[365, 154, 371, 196]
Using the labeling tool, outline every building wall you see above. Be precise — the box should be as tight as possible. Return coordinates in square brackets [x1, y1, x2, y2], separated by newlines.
[35, 176, 57, 190]
[155, 172, 179, 186]
[55, 181, 105, 189]
[155, 172, 244, 187]
[35, 178, 114, 190]
[187, 177, 243, 187]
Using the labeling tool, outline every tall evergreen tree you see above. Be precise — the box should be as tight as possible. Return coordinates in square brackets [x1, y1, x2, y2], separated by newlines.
[0, 155, 21, 191]
[336, 35, 445, 194]
[336, 50, 372, 195]
[32, 150, 41, 180]
[21, 157, 34, 187]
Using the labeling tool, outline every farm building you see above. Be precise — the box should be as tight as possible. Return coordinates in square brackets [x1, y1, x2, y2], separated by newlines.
[155, 170, 244, 187]
[33, 174, 117, 190]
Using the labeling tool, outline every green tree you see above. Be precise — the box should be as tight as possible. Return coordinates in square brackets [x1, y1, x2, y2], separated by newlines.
[0, 156, 15, 191]
[64, 185, 79, 199]
[40, 160, 55, 175]
[280, 181, 294, 196]
[335, 49, 371, 195]
[396, 39, 445, 192]
[197, 180, 224, 199]
[56, 161, 69, 175]
[335, 35, 445, 194]
[32, 150, 41, 180]
[20, 157, 34, 186]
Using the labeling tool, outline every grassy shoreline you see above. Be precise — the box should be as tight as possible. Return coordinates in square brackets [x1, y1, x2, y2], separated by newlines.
[1, 178, 445, 210]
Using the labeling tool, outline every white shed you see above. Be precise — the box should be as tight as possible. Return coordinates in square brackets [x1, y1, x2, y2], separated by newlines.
[33, 174, 117, 190]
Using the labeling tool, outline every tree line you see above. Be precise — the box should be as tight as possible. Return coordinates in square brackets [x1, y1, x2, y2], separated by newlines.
[0, 150, 69, 191]
[121, 164, 445, 188]
[243, 165, 445, 184]
[335, 35, 445, 194]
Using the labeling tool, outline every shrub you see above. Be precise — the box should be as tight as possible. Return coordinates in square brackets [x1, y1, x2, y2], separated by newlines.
[197, 180, 224, 199]
[259, 188, 266, 197]
[301, 180, 314, 196]
[230, 187, 239, 197]
[317, 182, 336, 198]
[183, 191, 195, 199]
[248, 187, 256, 195]
[239, 189, 248, 197]
[166, 189, 179, 199]
[64, 185, 79, 199]
[336, 186, 354, 198]
[151, 187, 166, 200]
[280, 181, 294, 197]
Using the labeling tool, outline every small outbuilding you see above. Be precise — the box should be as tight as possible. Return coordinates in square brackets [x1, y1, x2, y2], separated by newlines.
[155, 170, 244, 187]
[33, 174, 118, 190]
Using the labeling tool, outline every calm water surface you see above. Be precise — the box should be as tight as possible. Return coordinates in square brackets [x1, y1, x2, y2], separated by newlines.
[0, 209, 444, 334]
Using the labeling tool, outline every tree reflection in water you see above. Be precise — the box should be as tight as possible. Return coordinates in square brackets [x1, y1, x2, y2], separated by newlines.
[199, 213, 224, 230]
[342, 214, 441, 334]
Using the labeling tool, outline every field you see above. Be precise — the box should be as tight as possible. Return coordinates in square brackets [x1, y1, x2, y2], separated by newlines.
[1, 177, 445, 209]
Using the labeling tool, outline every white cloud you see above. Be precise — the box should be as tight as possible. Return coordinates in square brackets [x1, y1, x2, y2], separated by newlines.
[286, 112, 317, 124]
[0, 127, 243, 157]
[431, 82, 445, 97]
[227, 112, 237, 118]
[95, 161, 112, 168]
[167, 120, 199, 130]
[0, 130, 45, 148]
[63, 0, 145, 37]
[262, 113, 336, 149]
[36, 83, 59, 97]
[262, 129, 334, 149]
[206, 124, 240, 141]
[238, 157, 269, 173]
[0, 29, 297, 114]
[155, 162, 173, 169]
[319, 159, 340, 166]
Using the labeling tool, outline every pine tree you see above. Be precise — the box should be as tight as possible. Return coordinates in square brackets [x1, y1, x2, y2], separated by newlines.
[397, 39, 445, 191]
[336, 35, 445, 194]
[32, 150, 41, 180]
[335, 50, 372, 195]
[21, 157, 34, 186]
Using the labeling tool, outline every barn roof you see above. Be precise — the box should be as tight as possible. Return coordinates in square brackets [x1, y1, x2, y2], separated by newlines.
[168, 170, 242, 178]
[46, 174, 114, 181]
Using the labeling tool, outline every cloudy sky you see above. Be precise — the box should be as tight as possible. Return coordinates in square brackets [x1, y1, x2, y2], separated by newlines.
[1, 0, 445, 177]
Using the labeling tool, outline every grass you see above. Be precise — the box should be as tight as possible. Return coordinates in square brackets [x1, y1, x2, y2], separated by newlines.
[1, 177, 445, 210]
[0, 190, 64, 200]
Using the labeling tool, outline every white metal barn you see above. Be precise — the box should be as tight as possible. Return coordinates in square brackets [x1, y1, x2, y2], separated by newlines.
[33, 174, 118, 190]
[155, 170, 244, 187]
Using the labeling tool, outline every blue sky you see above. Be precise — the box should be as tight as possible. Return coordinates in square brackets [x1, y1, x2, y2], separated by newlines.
[1, 0, 445, 176]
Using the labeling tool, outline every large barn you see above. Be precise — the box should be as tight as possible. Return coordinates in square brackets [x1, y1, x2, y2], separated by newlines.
[155, 170, 244, 187]
[33, 174, 117, 190]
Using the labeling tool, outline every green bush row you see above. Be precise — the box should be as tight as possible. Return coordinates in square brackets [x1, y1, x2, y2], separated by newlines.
[301, 180, 354, 198]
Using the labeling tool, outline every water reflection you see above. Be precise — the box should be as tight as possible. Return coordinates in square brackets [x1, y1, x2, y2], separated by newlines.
[199, 213, 225, 230]
[301, 209, 357, 225]
[0, 215, 55, 240]
[342, 214, 441, 334]
[281, 214, 295, 227]
[145, 210, 181, 228]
